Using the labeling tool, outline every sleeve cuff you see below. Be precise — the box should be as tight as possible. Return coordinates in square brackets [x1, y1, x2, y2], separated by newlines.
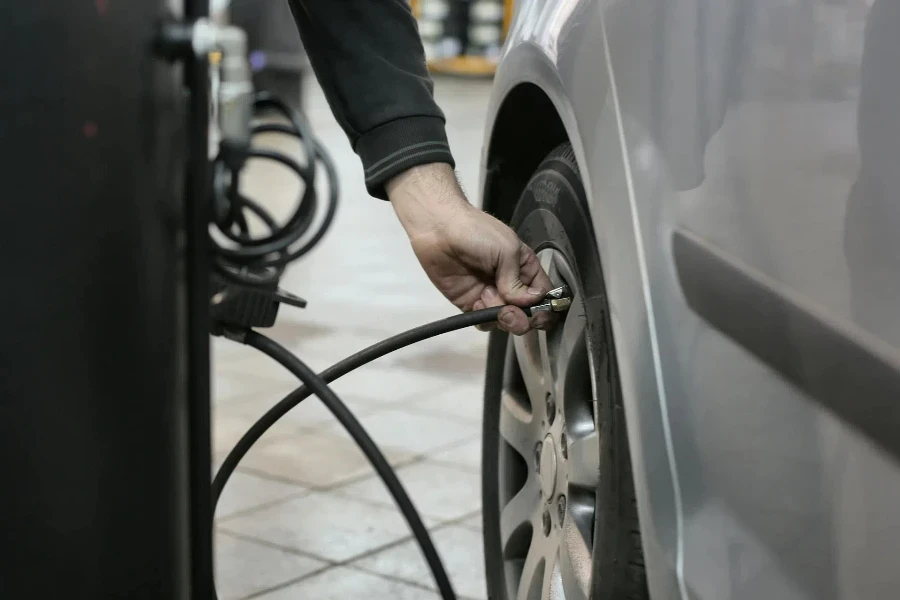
[356, 116, 456, 199]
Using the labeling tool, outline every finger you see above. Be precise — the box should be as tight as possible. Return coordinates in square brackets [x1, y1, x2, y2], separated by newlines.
[473, 298, 496, 331]
[517, 243, 554, 297]
[531, 311, 558, 331]
[496, 242, 551, 307]
[497, 306, 531, 336]
[476, 287, 503, 332]
[481, 285, 504, 308]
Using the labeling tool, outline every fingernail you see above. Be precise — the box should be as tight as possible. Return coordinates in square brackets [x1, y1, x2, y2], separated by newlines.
[527, 286, 544, 296]
[484, 286, 498, 301]
[499, 310, 517, 327]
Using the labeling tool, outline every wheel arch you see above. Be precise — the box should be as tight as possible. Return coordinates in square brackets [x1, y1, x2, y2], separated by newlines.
[480, 81, 569, 224]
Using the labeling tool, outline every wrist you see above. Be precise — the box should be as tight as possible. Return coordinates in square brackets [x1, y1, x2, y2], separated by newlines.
[387, 163, 473, 238]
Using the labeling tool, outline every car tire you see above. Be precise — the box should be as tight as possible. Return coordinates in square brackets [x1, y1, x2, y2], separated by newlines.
[482, 143, 649, 600]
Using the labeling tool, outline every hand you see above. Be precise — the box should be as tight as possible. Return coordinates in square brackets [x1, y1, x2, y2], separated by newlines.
[387, 163, 553, 335]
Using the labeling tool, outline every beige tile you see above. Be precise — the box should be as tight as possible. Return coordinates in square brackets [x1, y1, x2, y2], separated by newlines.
[270, 319, 395, 361]
[221, 492, 414, 562]
[239, 427, 416, 488]
[401, 382, 486, 424]
[429, 438, 483, 473]
[212, 404, 303, 456]
[212, 335, 250, 366]
[213, 366, 292, 407]
[458, 513, 483, 533]
[215, 340, 455, 408]
[214, 531, 325, 600]
[323, 409, 478, 458]
[389, 331, 487, 382]
[325, 367, 454, 406]
[227, 327, 394, 380]
[351, 525, 488, 600]
[213, 341, 333, 387]
[225, 390, 383, 432]
[215, 471, 308, 520]
[333, 460, 481, 523]
[255, 566, 437, 600]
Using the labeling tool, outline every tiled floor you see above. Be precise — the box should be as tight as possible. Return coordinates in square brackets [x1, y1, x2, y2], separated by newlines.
[212, 77, 495, 599]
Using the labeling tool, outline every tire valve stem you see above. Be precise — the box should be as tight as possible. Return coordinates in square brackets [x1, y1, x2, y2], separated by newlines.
[524, 285, 573, 317]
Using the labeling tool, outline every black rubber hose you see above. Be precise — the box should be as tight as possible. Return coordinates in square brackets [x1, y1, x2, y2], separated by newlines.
[213, 148, 317, 259]
[237, 330, 462, 600]
[211, 306, 503, 508]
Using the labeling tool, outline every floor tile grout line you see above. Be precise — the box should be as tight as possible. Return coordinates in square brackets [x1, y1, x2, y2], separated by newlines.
[325, 475, 482, 522]
[311, 454, 430, 492]
[219, 508, 487, 599]
[220, 506, 484, 585]
[236, 562, 335, 600]
[222, 454, 475, 521]
[342, 564, 485, 600]
[336, 510, 488, 599]
[211, 381, 307, 407]
[216, 528, 338, 566]
[228, 445, 421, 489]
[426, 457, 481, 475]
[220, 435, 482, 518]
[257, 405, 385, 436]
[215, 490, 312, 524]
[216, 399, 386, 436]
[231, 432, 480, 495]
[220, 357, 475, 397]
[342, 563, 452, 597]
[220, 388, 475, 440]
[380, 402, 485, 426]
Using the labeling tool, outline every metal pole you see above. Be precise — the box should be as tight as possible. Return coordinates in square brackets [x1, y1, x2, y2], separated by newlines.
[0, 1, 207, 597]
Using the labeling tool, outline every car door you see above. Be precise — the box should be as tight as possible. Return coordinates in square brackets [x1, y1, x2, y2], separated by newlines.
[604, 0, 900, 598]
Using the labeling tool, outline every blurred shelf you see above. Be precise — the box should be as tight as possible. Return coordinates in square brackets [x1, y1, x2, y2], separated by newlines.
[413, 0, 512, 78]
[427, 55, 498, 77]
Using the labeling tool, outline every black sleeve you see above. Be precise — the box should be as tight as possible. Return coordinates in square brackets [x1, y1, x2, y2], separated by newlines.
[288, 0, 456, 199]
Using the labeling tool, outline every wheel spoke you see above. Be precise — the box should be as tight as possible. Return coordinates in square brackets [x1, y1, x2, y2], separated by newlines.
[567, 430, 600, 489]
[500, 390, 538, 457]
[500, 475, 541, 555]
[545, 550, 567, 600]
[559, 516, 592, 600]
[554, 297, 586, 399]
[524, 328, 555, 425]
[513, 331, 547, 407]
[542, 250, 561, 283]
[517, 537, 545, 600]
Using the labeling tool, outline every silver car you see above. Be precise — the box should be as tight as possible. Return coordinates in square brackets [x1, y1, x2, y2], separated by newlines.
[478, 1, 900, 599]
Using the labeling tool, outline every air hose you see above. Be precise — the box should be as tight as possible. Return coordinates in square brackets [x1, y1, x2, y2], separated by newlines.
[214, 307, 503, 600]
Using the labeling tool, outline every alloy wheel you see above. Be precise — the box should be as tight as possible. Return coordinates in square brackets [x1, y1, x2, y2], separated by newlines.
[497, 248, 603, 600]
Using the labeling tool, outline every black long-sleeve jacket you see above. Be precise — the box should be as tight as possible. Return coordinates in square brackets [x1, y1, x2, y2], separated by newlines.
[287, 0, 455, 199]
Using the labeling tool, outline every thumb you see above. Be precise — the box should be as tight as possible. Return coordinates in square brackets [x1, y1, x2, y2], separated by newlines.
[497, 243, 550, 307]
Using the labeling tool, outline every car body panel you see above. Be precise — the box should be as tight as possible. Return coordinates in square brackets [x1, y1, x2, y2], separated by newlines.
[481, 1, 900, 598]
